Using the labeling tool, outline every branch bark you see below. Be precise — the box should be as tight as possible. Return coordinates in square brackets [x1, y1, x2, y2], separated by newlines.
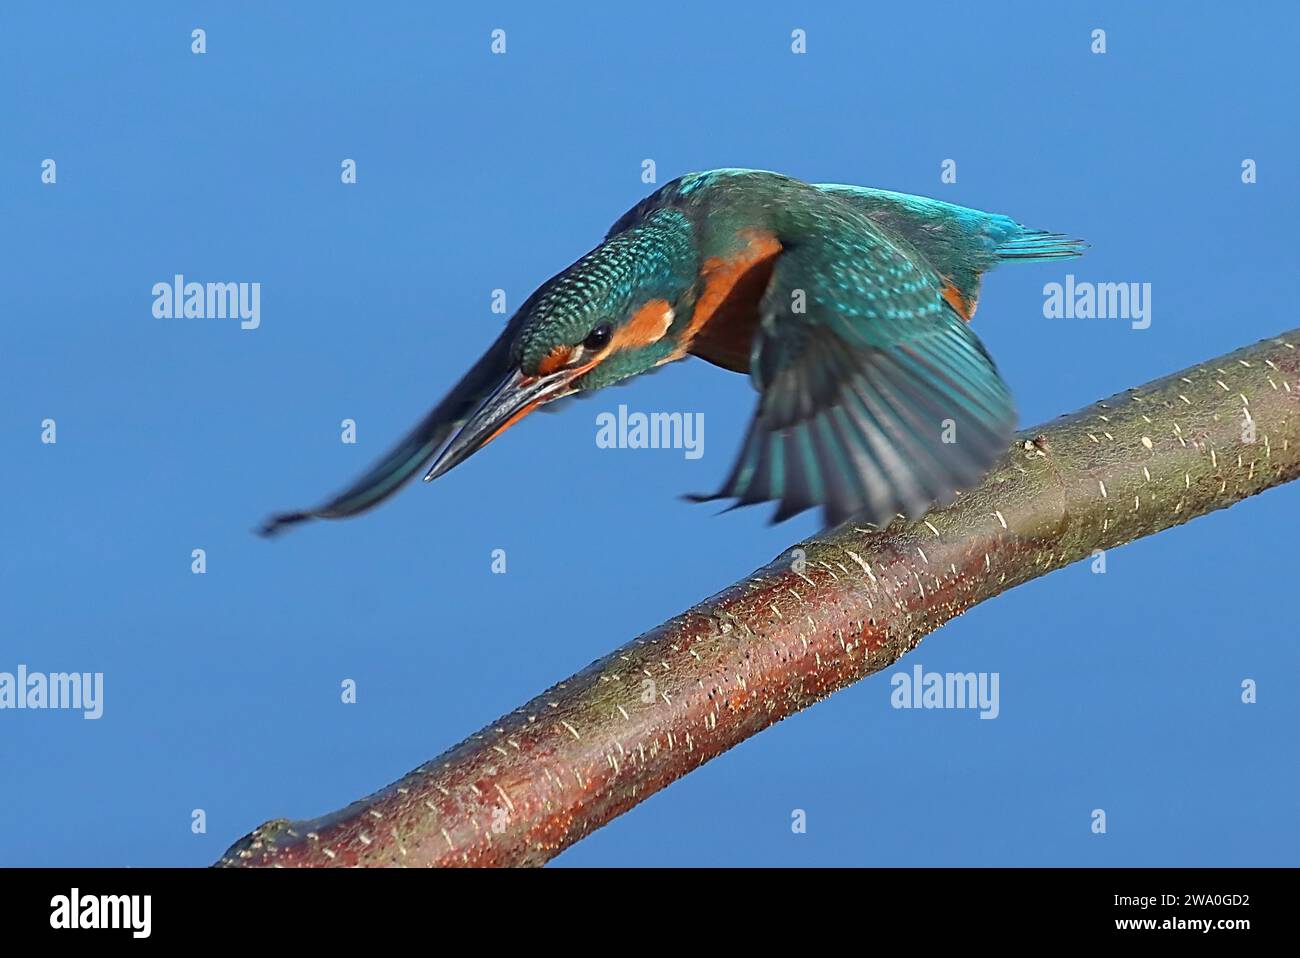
[218, 330, 1300, 867]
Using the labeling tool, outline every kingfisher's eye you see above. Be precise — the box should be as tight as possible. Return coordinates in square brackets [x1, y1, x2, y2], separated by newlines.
[583, 324, 612, 350]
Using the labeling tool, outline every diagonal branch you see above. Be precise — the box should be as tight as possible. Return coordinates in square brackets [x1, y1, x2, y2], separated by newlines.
[218, 330, 1300, 867]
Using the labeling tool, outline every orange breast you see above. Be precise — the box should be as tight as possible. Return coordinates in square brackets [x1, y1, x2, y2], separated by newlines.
[941, 278, 979, 322]
[681, 229, 782, 373]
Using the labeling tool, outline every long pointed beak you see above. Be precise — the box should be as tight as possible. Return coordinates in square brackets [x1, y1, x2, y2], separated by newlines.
[423, 367, 577, 482]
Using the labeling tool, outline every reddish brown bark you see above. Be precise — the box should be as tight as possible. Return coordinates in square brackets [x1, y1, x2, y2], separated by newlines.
[219, 330, 1300, 867]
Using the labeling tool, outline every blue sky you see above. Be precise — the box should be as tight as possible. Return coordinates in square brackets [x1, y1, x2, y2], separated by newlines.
[2, 1, 1296, 867]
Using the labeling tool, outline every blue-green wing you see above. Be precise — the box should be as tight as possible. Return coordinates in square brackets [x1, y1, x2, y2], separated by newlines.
[258, 325, 517, 536]
[694, 231, 1016, 526]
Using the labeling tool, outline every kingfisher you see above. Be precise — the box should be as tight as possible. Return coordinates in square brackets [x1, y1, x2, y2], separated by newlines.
[260, 169, 1084, 535]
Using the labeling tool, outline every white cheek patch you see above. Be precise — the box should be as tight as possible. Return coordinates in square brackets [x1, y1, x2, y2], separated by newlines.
[652, 306, 675, 342]
[651, 308, 685, 367]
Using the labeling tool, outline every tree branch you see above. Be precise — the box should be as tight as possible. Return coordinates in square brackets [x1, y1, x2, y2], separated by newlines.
[218, 330, 1300, 867]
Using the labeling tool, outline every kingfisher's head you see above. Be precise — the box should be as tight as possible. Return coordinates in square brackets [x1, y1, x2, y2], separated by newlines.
[423, 208, 699, 482]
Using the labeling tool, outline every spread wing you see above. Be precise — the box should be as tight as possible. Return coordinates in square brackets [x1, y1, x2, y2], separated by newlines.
[258, 324, 517, 536]
[692, 223, 1016, 526]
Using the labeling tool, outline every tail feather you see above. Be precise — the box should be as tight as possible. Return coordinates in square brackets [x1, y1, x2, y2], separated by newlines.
[994, 230, 1089, 262]
[815, 183, 1086, 320]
